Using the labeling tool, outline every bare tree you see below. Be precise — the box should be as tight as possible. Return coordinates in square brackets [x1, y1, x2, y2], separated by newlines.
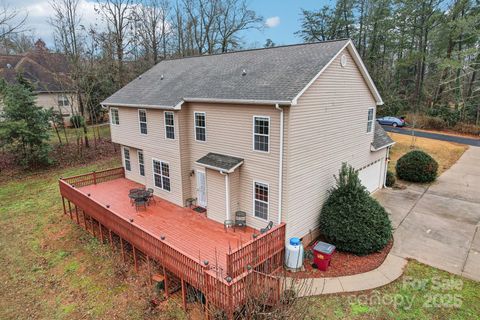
[0, 2, 27, 40]
[133, 0, 171, 64]
[96, 0, 134, 86]
[216, 0, 263, 53]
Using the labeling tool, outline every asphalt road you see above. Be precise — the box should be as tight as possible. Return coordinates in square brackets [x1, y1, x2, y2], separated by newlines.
[382, 125, 480, 146]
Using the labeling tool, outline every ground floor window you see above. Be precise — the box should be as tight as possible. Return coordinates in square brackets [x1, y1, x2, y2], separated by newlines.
[138, 150, 145, 176]
[153, 159, 170, 191]
[123, 147, 131, 171]
[254, 181, 269, 220]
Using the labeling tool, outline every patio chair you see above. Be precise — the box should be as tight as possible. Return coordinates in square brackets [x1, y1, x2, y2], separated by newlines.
[146, 188, 156, 205]
[224, 219, 234, 232]
[135, 198, 147, 211]
[260, 221, 273, 234]
[234, 211, 247, 232]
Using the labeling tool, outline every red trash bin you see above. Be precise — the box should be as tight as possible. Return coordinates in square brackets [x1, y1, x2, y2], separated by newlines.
[312, 241, 335, 271]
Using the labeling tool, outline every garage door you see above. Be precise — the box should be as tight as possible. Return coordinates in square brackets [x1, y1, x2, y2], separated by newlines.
[358, 159, 383, 193]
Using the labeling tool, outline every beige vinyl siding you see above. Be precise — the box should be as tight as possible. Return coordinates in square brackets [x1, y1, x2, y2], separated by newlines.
[36, 92, 81, 126]
[110, 107, 184, 206]
[205, 169, 226, 223]
[179, 110, 193, 206]
[284, 48, 387, 240]
[183, 103, 281, 230]
[229, 169, 241, 215]
[121, 146, 147, 185]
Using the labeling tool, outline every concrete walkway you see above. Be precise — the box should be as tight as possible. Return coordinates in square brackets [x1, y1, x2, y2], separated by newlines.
[288, 253, 408, 297]
[375, 146, 480, 281]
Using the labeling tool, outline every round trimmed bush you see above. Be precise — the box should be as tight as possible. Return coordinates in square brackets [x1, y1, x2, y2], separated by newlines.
[385, 170, 395, 187]
[396, 150, 438, 183]
[319, 163, 392, 255]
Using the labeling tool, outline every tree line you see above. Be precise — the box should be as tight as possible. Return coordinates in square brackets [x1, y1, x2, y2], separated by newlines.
[297, 0, 480, 129]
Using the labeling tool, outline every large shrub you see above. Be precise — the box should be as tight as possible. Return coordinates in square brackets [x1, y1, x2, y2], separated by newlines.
[319, 163, 392, 255]
[70, 115, 85, 128]
[396, 150, 438, 183]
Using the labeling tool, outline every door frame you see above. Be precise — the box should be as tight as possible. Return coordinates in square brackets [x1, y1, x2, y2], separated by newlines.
[196, 169, 207, 207]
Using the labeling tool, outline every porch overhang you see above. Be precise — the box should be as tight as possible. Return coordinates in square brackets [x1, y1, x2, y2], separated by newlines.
[195, 153, 244, 173]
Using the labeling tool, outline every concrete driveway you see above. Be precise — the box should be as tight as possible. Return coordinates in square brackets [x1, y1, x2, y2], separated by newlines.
[375, 147, 480, 281]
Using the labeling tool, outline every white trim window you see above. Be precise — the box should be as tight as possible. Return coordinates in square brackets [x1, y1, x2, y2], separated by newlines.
[153, 159, 171, 191]
[111, 108, 119, 125]
[165, 111, 175, 139]
[367, 107, 374, 133]
[58, 95, 70, 107]
[123, 147, 131, 171]
[253, 116, 269, 152]
[253, 181, 269, 220]
[138, 150, 145, 176]
[139, 109, 148, 134]
[194, 112, 206, 141]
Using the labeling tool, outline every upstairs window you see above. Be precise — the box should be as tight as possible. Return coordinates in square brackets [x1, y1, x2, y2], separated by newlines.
[111, 108, 119, 125]
[194, 112, 206, 141]
[254, 181, 269, 220]
[253, 116, 269, 152]
[138, 150, 145, 176]
[123, 147, 131, 171]
[367, 107, 374, 133]
[165, 111, 175, 139]
[58, 95, 70, 107]
[139, 109, 147, 134]
[153, 159, 171, 191]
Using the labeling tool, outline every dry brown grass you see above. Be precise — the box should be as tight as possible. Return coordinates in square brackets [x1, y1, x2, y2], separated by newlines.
[388, 132, 468, 175]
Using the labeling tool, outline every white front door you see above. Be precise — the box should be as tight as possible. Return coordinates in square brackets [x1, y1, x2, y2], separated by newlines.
[196, 170, 207, 207]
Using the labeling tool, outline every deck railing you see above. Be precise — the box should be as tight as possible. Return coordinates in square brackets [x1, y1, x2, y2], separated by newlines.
[226, 223, 286, 278]
[59, 168, 285, 316]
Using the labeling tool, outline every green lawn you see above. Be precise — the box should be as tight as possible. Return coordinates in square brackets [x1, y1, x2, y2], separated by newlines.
[0, 159, 478, 319]
[48, 124, 111, 145]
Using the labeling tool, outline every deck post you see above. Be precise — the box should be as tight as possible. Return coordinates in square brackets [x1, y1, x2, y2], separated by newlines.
[98, 221, 104, 243]
[181, 277, 187, 311]
[147, 256, 152, 285]
[91, 218, 96, 238]
[83, 210, 88, 231]
[132, 245, 138, 272]
[109, 229, 113, 249]
[61, 197, 67, 215]
[75, 205, 80, 224]
[67, 200, 72, 220]
[163, 264, 169, 299]
[120, 237, 125, 263]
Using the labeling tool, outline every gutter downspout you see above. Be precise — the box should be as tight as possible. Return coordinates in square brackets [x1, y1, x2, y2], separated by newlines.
[275, 104, 284, 225]
[383, 147, 391, 188]
[220, 171, 230, 220]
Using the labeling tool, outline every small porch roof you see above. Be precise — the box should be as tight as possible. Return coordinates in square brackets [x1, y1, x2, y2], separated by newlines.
[195, 152, 244, 173]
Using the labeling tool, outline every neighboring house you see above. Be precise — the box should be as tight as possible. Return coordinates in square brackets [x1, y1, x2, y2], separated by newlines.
[102, 39, 394, 243]
[0, 39, 80, 126]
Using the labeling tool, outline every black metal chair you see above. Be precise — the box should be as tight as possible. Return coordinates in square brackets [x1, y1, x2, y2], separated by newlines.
[146, 188, 156, 205]
[260, 221, 273, 234]
[135, 198, 147, 211]
[234, 211, 247, 232]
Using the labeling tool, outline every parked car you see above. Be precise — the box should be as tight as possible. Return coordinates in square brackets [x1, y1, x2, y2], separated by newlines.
[376, 116, 405, 127]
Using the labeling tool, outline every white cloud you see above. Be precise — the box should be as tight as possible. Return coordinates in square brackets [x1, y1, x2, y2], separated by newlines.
[265, 16, 280, 28]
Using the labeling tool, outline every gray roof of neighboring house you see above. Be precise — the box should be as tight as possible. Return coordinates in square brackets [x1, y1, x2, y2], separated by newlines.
[102, 39, 350, 108]
[196, 153, 244, 172]
[372, 123, 395, 150]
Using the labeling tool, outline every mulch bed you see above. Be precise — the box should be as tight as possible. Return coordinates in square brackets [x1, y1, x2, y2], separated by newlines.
[287, 239, 393, 279]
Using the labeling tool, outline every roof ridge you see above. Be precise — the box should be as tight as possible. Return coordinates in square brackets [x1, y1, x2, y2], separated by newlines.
[158, 38, 351, 63]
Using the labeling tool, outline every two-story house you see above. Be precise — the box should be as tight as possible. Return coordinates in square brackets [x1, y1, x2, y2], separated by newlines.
[101, 39, 394, 242]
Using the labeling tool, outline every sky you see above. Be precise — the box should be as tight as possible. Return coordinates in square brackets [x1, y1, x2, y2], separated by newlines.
[3, 0, 328, 49]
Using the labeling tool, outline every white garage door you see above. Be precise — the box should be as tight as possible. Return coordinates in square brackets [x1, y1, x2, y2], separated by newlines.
[358, 159, 383, 193]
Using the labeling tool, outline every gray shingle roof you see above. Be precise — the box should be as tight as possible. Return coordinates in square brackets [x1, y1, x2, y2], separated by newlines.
[372, 123, 395, 150]
[102, 39, 350, 108]
[196, 153, 244, 172]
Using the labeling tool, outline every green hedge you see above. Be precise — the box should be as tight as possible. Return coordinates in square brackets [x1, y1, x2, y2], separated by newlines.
[319, 163, 392, 255]
[385, 170, 396, 187]
[396, 150, 438, 183]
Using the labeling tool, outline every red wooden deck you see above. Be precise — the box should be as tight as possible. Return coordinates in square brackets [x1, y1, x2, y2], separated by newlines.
[79, 178, 256, 272]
